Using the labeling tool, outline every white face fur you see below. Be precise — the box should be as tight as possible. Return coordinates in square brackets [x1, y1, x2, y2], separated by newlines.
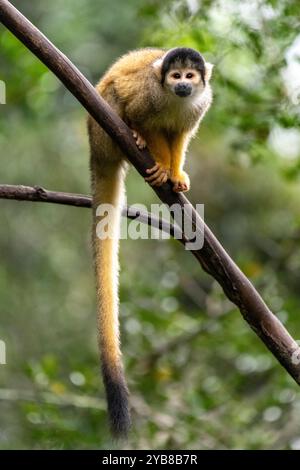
[165, 67, 203, 97]
[153, 56, 213, 99]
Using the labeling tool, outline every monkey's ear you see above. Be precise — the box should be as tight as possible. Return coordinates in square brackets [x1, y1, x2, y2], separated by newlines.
[152, 57, 164, 80]
[205, 62, 214, 81]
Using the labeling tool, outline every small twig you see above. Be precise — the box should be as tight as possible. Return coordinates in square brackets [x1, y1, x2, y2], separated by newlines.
[140, 307, 227, 371]
[141, 322, 216, 370]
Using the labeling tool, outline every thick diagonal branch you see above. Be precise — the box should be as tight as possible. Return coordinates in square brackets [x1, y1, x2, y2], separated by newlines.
[0, 0, 299, 383]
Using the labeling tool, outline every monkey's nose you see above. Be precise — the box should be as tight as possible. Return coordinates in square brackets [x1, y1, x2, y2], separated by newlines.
[175, 83, 192, 97]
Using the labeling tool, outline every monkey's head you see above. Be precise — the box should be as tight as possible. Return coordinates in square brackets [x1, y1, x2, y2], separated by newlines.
[154, 47, 213, 98]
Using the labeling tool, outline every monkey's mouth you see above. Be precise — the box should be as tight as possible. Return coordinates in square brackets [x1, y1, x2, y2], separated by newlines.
[174, 84, 192, 97]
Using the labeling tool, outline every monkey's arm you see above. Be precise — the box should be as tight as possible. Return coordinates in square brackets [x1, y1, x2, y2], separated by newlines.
[143, 131, 171, 187]
[169, 132, 191, 192]
[134, 129, 192, 192]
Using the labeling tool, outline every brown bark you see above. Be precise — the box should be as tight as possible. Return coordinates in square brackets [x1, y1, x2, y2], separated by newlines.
[0, 184, 178, 236]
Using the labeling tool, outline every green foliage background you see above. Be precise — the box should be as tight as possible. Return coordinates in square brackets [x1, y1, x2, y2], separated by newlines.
[0, 0, 300, 449]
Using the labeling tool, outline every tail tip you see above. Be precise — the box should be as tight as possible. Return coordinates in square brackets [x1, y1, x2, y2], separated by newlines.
[102, 364, 131, 439]
[110, 411, 131, 440]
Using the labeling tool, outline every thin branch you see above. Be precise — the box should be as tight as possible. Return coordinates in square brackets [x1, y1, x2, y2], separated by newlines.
[0, 388, 155, 419]
[0, 184, 91, 207]
[140, 307, 228, 370]
[0, 184, 221, 369]
[0, 387, 105, 410]
[0, 0, 300, 384]
[140, 322, 218, 371]
[0, 184, 179, 237]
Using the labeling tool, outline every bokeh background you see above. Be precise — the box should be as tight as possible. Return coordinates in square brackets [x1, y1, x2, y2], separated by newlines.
[1, 0, 300, 450]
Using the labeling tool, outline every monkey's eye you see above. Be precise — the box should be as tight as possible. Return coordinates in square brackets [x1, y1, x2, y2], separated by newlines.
[172, 72, 181, 79]
[186, 72, 194, 79]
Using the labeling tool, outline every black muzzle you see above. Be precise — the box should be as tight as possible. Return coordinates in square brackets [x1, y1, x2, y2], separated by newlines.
[174, 82, 192, 97]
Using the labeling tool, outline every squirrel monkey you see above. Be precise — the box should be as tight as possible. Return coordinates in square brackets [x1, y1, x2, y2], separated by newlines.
[87, 47, 213, 437]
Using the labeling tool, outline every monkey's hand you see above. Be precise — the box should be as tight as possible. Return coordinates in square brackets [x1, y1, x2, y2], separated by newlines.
[145, 163, 170, 187]
[170, 170, 190, 192]
[132, 130, 147, 150]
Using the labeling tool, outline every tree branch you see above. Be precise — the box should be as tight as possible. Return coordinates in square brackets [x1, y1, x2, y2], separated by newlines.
[0, 184, 179, 237]
[0, 387, 105, 410]
[140, 321, 219, 372]
[1, 0, 300, 384]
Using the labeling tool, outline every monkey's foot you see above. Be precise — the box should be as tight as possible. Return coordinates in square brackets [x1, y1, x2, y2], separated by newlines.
[145, 162, 170, 187]
[170, 171, 190, 192]
[132, 130, 147, 150]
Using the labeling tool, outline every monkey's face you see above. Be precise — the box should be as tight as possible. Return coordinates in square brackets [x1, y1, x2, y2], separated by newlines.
[153, 48, 214, 99]
[164, 67, 203, 98]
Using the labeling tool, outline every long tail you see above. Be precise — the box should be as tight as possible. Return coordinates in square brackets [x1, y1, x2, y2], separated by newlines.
[92, 160, 131, 438]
